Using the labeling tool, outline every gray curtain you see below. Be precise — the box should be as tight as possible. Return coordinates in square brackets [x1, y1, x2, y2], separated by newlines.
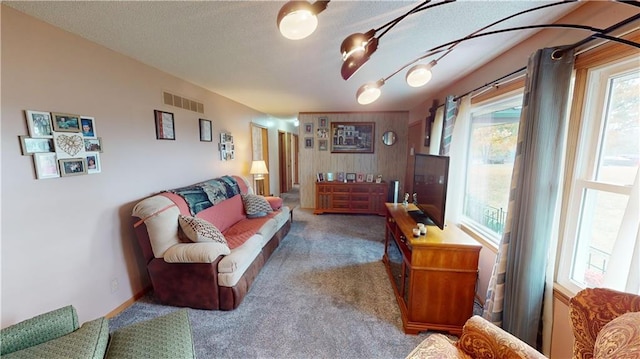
[482, 47, 574, 347]
[439, 95, 458, 156]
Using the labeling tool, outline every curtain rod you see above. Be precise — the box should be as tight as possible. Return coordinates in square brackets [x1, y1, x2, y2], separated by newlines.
[433, 11, 640, 110]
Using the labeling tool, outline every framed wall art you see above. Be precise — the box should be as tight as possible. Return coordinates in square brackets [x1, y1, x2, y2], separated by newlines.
[86, 152, 101, 174]
[33, 153, 60, 179]
[84, 137, 103, 152]
[330, 122, 375, 153]
[59, 158, 87, 177]
[304, 137, 314, 149]
[51, 112, 81, 132]
[25, 110, 53, 138]
[304, 122, 313, 135]
[199, 119, 212, 142]
[318, 139, 328, 151]
[318, 116, 328, 128]
[80, 116, 97, 138]
[54, 132, 86, 160]
[19, 136, 54, 155]
[154, 110, 175, 140]
[219, 132, 234, 161]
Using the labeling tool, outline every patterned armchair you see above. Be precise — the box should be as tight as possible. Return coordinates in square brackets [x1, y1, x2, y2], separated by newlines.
[406, 315, 546, 359]
[569, 287, 640, 359]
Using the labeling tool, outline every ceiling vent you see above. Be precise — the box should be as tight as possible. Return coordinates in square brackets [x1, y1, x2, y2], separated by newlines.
[162, 91, 204, 114]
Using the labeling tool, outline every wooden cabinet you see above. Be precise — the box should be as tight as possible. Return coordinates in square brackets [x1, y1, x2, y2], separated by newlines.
[314, 182, 387, 215]
[383, 203, 481, 335]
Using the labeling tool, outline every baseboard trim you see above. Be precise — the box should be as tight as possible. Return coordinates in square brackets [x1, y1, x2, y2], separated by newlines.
[105, 286, 151, 318]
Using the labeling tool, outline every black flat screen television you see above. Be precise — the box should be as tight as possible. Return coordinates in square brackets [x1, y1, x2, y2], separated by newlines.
[409, 153, 450, 230]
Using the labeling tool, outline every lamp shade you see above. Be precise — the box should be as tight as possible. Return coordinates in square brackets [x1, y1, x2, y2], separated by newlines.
[356, 80, 384, 105]
[277, 1, 328, 40]
[250, 160, 269, 175]
[406, 60, 437, 87]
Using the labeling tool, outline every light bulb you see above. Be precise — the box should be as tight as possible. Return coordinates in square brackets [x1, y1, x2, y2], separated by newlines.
[277, 2, 319, 40]
[406, 60, 437, 87]
[356, 80, 384, 105]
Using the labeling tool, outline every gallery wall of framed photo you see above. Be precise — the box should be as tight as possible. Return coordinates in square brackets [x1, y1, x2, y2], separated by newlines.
[20, 110, 103, 179]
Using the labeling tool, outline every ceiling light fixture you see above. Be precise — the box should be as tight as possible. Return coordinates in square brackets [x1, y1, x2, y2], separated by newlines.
[406, 60, 437, 87]
[277, 1, 330, 40]
[356, 80, 385, 105]
[340, 0, 455, 80]
[356, 21, 640, 105]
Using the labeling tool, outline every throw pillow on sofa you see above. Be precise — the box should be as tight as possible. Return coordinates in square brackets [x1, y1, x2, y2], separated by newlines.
[241, 194, 273, 218]
[178, 215, 228, 245]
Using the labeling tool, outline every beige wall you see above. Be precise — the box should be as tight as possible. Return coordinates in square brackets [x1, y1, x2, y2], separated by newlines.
[297, 112, 409, 209]
[0, 6, 294, 327]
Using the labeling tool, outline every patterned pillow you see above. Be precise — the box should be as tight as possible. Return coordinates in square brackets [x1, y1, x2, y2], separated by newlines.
[178, 215, 228, 245]
[241, 194, 273, 218]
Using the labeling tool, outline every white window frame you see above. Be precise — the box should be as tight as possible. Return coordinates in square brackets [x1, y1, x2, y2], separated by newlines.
[556, 53, 639, 295]
[460, 90, 524, 246]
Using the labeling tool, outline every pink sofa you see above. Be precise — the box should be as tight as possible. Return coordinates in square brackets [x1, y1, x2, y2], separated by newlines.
[132, 175, 291, 310]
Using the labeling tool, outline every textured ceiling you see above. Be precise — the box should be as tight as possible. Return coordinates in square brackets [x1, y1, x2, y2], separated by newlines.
[5, 1, 587, 119]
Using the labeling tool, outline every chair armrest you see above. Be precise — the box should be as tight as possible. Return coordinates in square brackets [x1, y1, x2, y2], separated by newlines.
[163, 242, 230, 263]
[455, 316, 546, 359]
[1, 305, 79, 355]
[569, 287, 640, 359]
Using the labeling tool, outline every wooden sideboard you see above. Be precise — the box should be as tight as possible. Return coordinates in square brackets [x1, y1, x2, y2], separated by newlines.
[383, 203, 481, 335]
[314, 181, 387, 215]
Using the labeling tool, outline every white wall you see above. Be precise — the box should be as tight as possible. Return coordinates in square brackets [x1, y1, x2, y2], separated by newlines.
[0, 6, 288, 327]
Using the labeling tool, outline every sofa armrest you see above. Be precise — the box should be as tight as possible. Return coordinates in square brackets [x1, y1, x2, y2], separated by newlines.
[1, 305, 79, 355]
[569, 287, 640, 359]
[2, 317, 109, 359]
[455, 316, 546, 359]
[163, 242, 230, 263]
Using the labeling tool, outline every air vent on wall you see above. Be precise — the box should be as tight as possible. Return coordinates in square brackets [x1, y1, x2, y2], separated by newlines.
[162, 91, 204, 114]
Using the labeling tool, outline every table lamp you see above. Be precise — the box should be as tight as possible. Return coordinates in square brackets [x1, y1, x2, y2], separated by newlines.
[249, 160, 269, 195]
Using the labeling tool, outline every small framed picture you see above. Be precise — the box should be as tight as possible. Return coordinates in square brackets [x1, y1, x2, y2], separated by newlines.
[51, 112, 82, 132]
[53, 132, 85, 159]
[305, 137, 314, 149]
[366, 173, 374, 183]
[199, 119, 212, 142]
[304, 123, 313, 135]
[318, 116, 328, 128]
[19, 136, 54, 155]
[376, 174, 383, 183]
[318, 139, 328, 151]
[33, 153, 60, 179]
[316, 128, 328, 139]
[59, 158, 87, 177]
[80, 116, 97, 138]
[85, 152, 101, 174]
[346, 173, 356, 183]
[317, 172, 324, 182]
[356, 173, 365, 182]
[326, 172, 334, 182]
[154, 110, 175, 140]
[84, 137, 103, 152]
[337, 172, 345, 182]
[25, 110, 53, 138]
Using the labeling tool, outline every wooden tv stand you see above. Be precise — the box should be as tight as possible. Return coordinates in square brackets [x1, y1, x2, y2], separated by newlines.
[314, 181, 387, 215]
[383, 203, 481, 335]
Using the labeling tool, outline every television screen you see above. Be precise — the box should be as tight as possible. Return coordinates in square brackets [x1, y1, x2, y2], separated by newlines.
[410, 154, 450, 230]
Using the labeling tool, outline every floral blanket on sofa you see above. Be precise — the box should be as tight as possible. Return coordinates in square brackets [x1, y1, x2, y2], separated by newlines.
[165, 175, 240, 215]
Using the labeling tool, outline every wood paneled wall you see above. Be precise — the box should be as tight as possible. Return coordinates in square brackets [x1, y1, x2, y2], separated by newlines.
[298, 112, 409, 209]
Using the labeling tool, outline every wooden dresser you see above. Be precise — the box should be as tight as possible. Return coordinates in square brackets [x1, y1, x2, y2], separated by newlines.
[314, 181, 387, 215]
[383, 203, 481, 335]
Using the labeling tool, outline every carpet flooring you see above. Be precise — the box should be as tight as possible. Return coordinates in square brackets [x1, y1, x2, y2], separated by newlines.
[110, 187, 434, 358]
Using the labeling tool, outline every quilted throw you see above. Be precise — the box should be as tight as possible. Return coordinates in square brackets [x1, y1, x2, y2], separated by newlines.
[165, 176, 240, 215]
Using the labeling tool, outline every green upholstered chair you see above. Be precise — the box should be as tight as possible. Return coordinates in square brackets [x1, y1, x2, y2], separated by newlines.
[1, 306, 195, 359]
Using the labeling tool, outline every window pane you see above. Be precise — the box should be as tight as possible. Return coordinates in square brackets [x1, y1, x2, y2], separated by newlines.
[571, 189, 629, 287]
[464, 106, 520, 237]
[597, 71, 639, 185]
